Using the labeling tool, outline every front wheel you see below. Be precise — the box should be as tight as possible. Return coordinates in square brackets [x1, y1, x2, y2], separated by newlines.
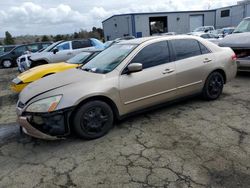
[73, 101, 114, 140]
[2, 60, 13, 68]
[202, 72, 224, 100]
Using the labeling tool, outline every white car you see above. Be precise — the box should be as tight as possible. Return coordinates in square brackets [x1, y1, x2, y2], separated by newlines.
[188, 32, 221, 45]
[21, 39, 104, 70]
[193, 26, 215, 33]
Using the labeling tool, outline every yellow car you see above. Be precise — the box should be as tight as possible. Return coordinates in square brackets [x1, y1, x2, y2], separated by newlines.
[11, 50, 101, 93]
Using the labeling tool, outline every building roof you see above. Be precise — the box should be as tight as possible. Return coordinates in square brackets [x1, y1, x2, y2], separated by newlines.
[102, 9, 216, 23]
[102, 1, 250, 23]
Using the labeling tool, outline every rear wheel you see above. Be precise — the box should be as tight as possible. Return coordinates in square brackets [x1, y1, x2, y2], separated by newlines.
[202, 72, 224, 100]
[73, 101, 114, 140]
[2, 60, 13, 68]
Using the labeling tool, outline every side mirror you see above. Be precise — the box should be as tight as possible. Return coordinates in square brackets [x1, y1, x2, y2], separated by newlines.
[11, 51, 16, 55]
[204, 29, 209, 33]
[127, 63, 143, 74]
[52, 48, 59, 54]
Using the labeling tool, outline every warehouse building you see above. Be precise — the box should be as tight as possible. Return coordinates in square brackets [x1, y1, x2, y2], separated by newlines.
[102, 0, 250, 41]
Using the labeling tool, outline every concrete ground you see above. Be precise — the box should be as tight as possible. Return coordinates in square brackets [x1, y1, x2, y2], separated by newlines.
[0, 68, 250, 188]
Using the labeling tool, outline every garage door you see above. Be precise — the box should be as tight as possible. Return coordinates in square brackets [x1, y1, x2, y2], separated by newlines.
[189, 15, 204, 32]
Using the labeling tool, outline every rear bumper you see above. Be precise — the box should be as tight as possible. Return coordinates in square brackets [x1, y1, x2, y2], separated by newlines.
[18, 116, 58, 140]
[237, 58, 250, 72]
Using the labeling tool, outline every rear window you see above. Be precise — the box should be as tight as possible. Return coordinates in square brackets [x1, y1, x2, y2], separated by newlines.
[72, 40, 92, 49]
[171, 39, 202, 61]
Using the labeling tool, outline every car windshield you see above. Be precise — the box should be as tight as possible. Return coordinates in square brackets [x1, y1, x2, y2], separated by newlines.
[66, 52, 92, 64]
[234, 19, 250, 33]
[82, 44, 137, 74]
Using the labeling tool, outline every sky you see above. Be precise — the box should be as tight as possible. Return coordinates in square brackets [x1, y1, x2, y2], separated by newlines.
[0, 0, 239, 37]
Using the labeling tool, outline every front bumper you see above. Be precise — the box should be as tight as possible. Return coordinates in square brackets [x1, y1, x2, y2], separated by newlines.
[17, 106, 73, 140]
[237, 57, 250, 72]
[18, 116, 58, 140]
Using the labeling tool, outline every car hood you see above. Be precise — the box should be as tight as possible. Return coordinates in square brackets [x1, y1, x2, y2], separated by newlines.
[18, 62, 78, 83]
[219, 33, 250, 48]
[19, 68, 105, 104]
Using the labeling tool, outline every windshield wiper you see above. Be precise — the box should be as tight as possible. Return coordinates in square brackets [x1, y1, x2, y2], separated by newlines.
[233, 31, 243, 33]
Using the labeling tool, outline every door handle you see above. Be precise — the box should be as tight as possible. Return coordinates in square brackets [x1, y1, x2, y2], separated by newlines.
[203, 58, 212, 63]
[162, 68, 175, 74]
[67, 52, 73, 55]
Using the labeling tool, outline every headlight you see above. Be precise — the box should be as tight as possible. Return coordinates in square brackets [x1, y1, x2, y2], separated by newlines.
[26, 95, 62, 113]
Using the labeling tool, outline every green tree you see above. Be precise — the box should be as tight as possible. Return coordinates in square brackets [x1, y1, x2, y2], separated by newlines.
[4, 31, 15, 45]
[53, 35, 64, 41]
[41, 35, 49, 42]
[73, 32, 79, 39]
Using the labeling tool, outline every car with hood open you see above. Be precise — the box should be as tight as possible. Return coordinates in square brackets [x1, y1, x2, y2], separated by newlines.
[11, 50, 101, 93]
[219, 17, 250, 72]
[16, 35, 237, 140]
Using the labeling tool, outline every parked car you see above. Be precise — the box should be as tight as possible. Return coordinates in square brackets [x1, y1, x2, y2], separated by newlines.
[219, 17, 250, 71]
[16, 35, 237, 140]
[17, 41, 64, 72]
[28, 39, 104, 68]
[0, 42, 52, 68]
[188, 32, 221, 44]
[11, 50, 102, 93]
[211, 29, 224, 38]
[193, 26, 215, 33]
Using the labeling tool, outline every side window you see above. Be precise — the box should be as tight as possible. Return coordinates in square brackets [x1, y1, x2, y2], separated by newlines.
[72, 40, 91, 49]
[14, 46, 27, 54]
[56, 42, 70, 51]
[199, 42, 210, 54]
[27, 44, 39, 52]
[130, 41, 170, 69]
[171, 39, 202, 61]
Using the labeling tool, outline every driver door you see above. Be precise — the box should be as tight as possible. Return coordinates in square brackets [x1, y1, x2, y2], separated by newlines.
[49, 41, 73, 63]
[119, 41, 177, 114]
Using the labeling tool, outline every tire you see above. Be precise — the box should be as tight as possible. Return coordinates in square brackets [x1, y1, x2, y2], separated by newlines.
[2, 60, 13, 68]
[73, 100, 114, 140]
[202, 72, 224, 100]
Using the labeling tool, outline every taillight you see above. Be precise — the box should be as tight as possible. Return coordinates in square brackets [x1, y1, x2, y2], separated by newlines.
[232, 54, 237, 61]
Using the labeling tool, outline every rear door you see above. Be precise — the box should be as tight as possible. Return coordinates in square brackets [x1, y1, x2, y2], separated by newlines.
[170, 39, 214, 96]
[119, 41, 176, 113]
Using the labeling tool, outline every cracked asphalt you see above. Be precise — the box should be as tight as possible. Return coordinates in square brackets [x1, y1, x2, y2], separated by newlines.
[0, 68, 250, 188]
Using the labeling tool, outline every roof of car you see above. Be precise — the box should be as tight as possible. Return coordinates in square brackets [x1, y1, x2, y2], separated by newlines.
[118, 35, 201, 45]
